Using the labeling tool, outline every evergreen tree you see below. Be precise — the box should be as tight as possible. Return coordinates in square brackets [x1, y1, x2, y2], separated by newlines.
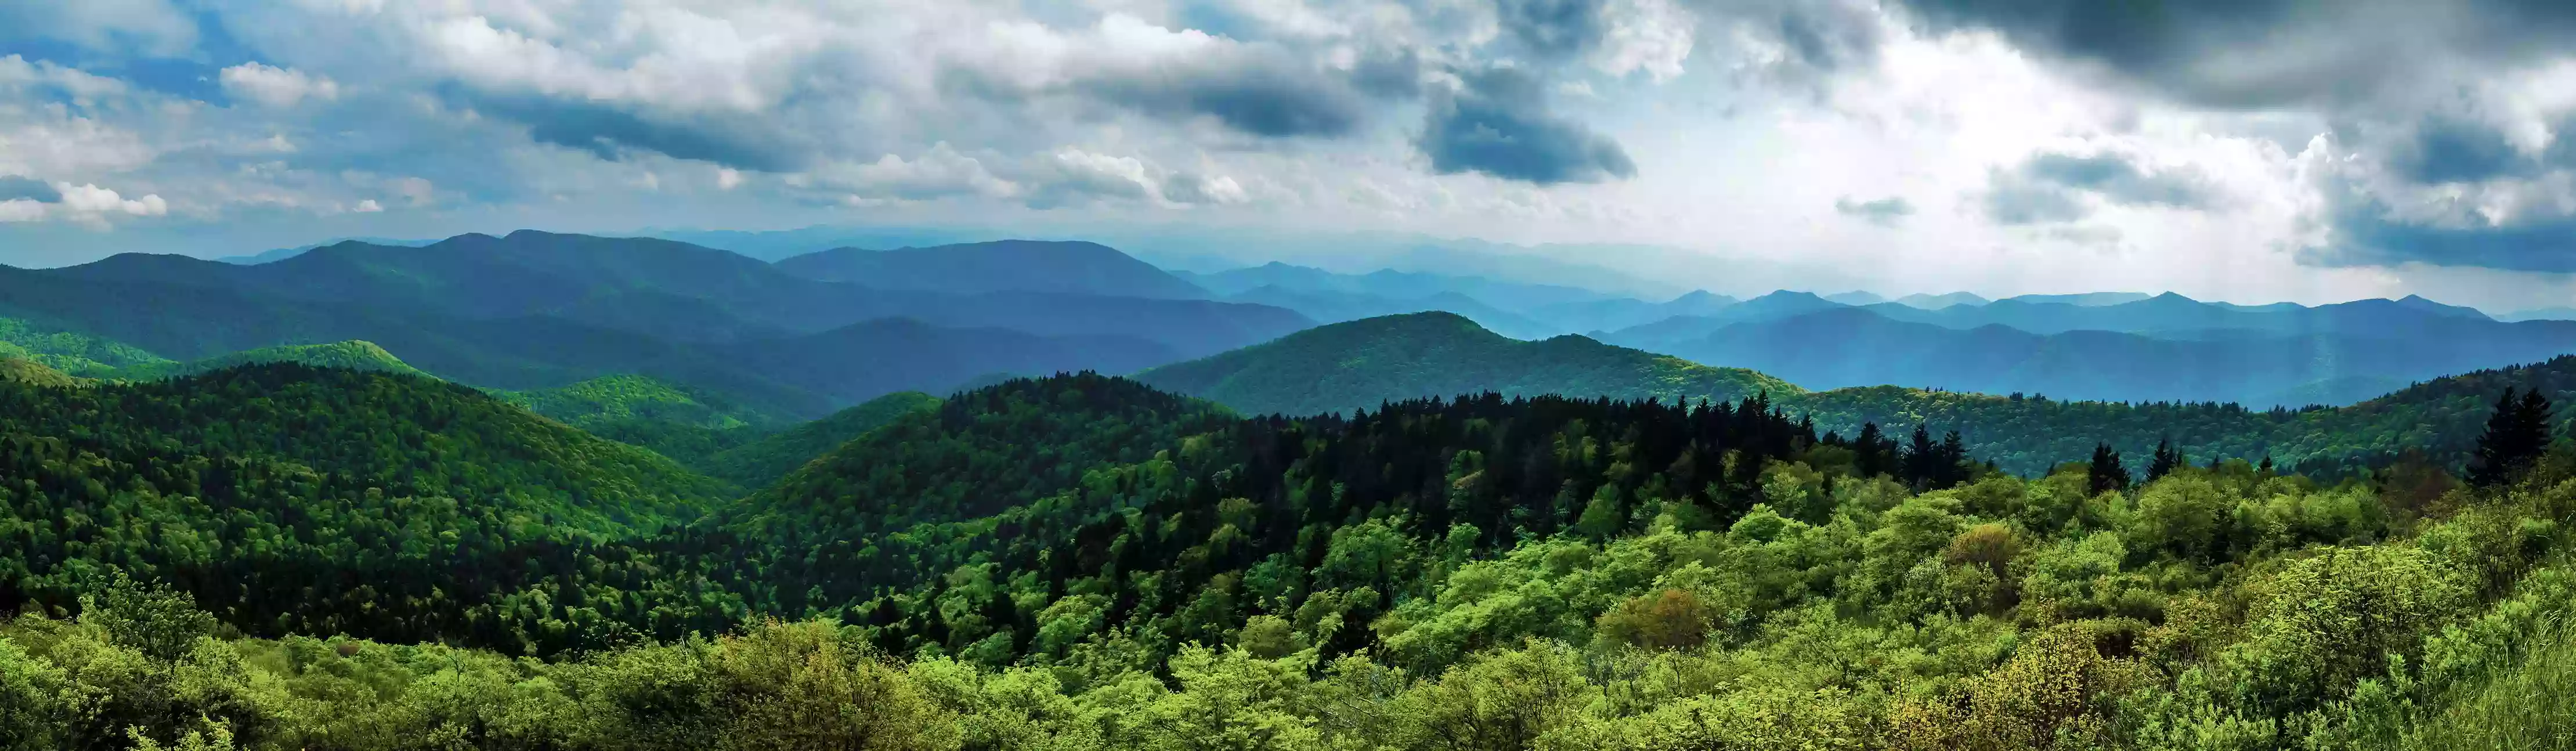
[2147, 436, 2177, 482]
[1904, 424, 1937, 488]
[1937, 429, 1968, 488]
[1853, 422, 1889, 479]
[2089, 443, 2130, 496]
[2471, 387, 2554, 486]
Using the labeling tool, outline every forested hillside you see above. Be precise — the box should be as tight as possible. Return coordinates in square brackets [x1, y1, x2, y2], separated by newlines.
[1136, 312, 1793, 417]
[0, 364, 731, 652]
[5, 363, 2575, 748]
[1138, 312, 2576, 478]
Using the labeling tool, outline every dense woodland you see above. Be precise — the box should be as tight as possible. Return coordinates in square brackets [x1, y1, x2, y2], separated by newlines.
[2, 358, 2575, 748]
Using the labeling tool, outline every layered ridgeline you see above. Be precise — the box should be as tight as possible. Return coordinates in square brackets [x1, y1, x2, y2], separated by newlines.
[1135, 311, 1794, 417]
[1139, 312, 2576, 476]
[0, 230, 1310, 420]
[1603, 290, 2576, 406]
[0, 363, 731, 652]
[9, 363, 2576, 748]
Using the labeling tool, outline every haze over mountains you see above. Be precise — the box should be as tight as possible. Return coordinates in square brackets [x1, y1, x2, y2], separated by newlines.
[10, 226, 2576, 418]
[0, 230, 1308, 418]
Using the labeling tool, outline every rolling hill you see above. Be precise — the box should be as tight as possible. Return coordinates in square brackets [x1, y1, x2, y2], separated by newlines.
[1133, 311, 1795, 418]
[103, 340, 428, 381]
[704, 390, 943, 489]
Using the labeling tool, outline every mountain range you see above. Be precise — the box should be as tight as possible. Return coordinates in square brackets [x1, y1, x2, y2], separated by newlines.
[0, 230, 1309, 418]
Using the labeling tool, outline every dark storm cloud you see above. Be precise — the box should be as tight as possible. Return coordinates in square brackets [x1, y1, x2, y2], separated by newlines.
[1982, 151, 2215, 224]
[2308, 195, 2576, 273]
[1419, 67, 1636, 185]
[1082, 48, 1375, 138]
[1834, 195, 1913, 225]
[0, 175, 61, 203]
[2393, 116, 2536, 184]
[1895, 0, 2576, 108]
[469, 93, 812, 172]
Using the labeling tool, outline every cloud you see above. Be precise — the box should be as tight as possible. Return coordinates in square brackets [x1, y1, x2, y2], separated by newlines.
[1892, 0, 2576, 109]
[353, 199, 382, 213]
[0, 0, 200, 59]
[0, 181, 168, 227]
[1419, 67, 1636, 185]
[1834, 195, 1913, 226]
[1982, 179, 2091, 225]
[220, 63, 339, 108]
[2390, 115, 2538, 184]
[1071, 17, 1376, 138]
[1161, 172, 1250, 205]
[56, 183, 167, 216]
[0, 175, 62, 203]
[1982, 151, 2217, 223]
[815, 143, 1021, 202]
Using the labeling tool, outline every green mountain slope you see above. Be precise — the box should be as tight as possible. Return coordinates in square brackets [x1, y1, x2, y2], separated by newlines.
[8, 364, 2576, 748]
[103, 340, 428, 381]
[1134, 311, 1797, 417]
[0, 316, 171, 374]
[0, 357, 86, 388]
[0, 362, 731, 652]
[704, 390, 941, 488]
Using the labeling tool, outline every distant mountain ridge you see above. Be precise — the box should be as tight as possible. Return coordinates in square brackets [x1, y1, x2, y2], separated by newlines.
[1129, 310, 2576, 476]
[0, 230, 1310, 419]
[1135, 312, 1795, 418]
[774, 239, 1210, 299]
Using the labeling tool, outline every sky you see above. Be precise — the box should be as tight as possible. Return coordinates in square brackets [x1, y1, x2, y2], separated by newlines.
[6, 0, 2576, 309]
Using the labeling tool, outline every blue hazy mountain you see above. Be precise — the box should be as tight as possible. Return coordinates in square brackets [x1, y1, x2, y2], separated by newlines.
[1645, 305, 2576, 406]
[772, 240, 1211, 299]
[0, 230, 1310, 416]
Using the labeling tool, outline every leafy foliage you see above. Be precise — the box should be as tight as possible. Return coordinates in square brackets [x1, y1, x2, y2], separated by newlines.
[0, 363, 732, 653]
[706, 391, 941, 488]
[99, 340, 427, 381]
[6, 362, 2576, 747]
[0, 316, 170, 374]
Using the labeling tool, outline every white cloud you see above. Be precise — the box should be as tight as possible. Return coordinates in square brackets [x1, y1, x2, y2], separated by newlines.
[0, 199, 43, 222]
[56, 183, 167, 216]
[812, 142, 1020, 201]
[221, 63, 341, 108]
[716, 168, 743, 190]
[353, 198, 382, 212]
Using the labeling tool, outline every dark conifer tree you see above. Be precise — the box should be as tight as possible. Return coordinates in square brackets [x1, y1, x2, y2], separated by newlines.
[1853, 422, 1888, 479]
[2147, 437, 2177, 482]
[2472, 387, 2554, 486]
[1904, 424, 1936, 488]
[2089, 443, 2130, 496]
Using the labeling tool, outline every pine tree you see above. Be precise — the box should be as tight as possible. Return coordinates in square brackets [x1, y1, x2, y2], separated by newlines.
[2146, 437, 2177, 482]
[1853, 422, 1888, 479]
[1904, 424, 1936, 488]
[2472, 387, 2554, 486]
[2089, 443, 2129, 496]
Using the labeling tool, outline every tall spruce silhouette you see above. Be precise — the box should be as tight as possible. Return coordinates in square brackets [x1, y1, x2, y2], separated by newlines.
[2471, 387, 2555, 486]
[2089, 442, 2130, 496]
